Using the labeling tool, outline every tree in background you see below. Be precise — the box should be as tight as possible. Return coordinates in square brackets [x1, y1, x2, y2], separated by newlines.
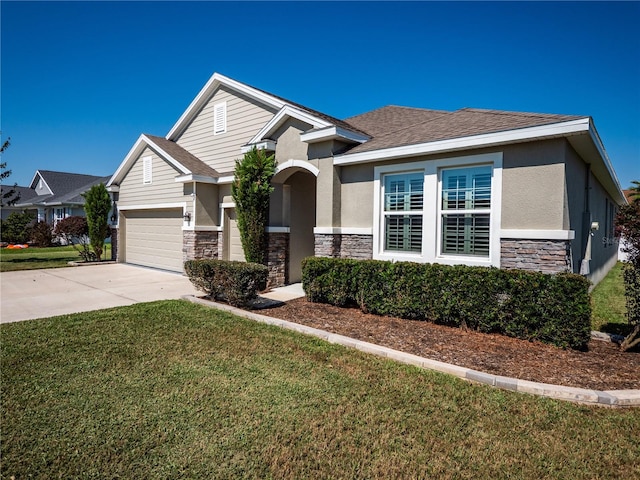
[231, 147, 277, 265]
[616, 180, 640, 351]
[54, 216, 94, 261]
[1, 137, 20, 207]
[0, 211, 35, 244]
[82, 183, 112, 260]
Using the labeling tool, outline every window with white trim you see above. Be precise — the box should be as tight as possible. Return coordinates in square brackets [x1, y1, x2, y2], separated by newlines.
[143, 156, 152, 184]
[440, 166, 492, 257]
[373, 153, 502, 267]
[214, 101, 227, 135]
[382, 172, 424, 252]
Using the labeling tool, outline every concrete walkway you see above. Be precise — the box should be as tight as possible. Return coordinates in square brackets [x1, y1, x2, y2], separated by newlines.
[1, 264, 199, 323]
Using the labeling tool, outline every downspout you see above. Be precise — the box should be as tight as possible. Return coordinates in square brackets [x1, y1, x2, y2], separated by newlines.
[579, 164, 592, 275]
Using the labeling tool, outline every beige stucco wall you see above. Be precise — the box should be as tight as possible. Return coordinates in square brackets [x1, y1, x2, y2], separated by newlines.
[176, 85, 278, 174]
[340, 164, 374, 228]
[273, 119, 311, 161]
[117, 147, 186, 208]
[194, 183, 219, 226]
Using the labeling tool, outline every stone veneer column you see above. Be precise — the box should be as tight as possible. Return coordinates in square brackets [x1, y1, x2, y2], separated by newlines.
[266, 232, 289, 288]
[183, 230, 220, 262]
[110, 227, 118, 261]
[314, 233, 373, 260]
[500, 239, 571, 274]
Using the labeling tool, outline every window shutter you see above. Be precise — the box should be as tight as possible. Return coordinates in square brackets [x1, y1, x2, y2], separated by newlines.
[143, 156, 152, 184]
[214, 102, 227, 135]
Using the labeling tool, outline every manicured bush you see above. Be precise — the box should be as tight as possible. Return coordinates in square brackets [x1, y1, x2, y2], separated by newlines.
[301, 257, 592, 349]
[30, 221, 53, 247]
[0, 211, 35, 244]
[184, 259, 268, 308]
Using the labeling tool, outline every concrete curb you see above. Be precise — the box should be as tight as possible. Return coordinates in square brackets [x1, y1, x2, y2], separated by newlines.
[182, 295, 640, 408]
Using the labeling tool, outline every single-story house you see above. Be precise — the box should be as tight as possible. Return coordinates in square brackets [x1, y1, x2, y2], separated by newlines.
[107, 73, 625, 287]
[7, 170, 112, 224]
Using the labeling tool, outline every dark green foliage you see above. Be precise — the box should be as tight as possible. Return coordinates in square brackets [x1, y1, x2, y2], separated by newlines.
[616, 180, 640, 350]
[30, 221, 53, 247]
[0, 137, 20, 207]
[302, 257, 592, 349]
[54, 216, 96, 261]
[184, 259, 268, 308]
[0, 211, 35, 244]
[231, 147, 277, 264]
[82, 183, 111, 260]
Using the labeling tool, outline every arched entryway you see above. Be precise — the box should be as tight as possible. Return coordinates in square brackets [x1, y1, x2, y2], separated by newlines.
[271, 161, 318, 284]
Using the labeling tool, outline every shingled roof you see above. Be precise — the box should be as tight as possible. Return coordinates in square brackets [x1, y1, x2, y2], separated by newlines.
[144, 134, 220, 178]
[17, 170, 110, 207]
[342, 106, 584, 155]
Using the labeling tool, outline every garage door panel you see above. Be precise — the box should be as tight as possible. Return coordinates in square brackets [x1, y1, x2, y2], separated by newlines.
[124, 209, 183, 272]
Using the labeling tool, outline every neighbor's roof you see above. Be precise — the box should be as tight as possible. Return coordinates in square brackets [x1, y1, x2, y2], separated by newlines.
[342, 106, 584, 154]
[16, 170, 110, 207]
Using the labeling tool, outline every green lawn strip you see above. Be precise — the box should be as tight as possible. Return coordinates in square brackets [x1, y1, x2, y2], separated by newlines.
[591, 262, 630, 335]
[0, 245, 112, 272]
[2, 300, 638, 479]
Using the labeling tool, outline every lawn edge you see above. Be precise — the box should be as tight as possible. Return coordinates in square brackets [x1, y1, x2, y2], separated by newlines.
[183, 295, 640, 408]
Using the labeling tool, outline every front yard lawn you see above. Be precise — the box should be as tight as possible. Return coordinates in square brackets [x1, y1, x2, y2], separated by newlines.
[0, 244, 111, 272]
[591, 262, 630, 335]
[1, 300, 638, 479]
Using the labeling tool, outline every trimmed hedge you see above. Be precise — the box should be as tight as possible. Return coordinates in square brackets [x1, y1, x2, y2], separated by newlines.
[302, 257, 592, 349]
[184, 259, 268, 308]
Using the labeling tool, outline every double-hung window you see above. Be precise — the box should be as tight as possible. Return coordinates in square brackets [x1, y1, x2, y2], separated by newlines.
[382, 172, 424, 253]
[440, 166, 492, 257]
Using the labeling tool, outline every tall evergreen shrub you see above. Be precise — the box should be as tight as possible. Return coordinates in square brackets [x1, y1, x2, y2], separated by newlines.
[231, 147, 277, 264]
[82, 183, 112, 260]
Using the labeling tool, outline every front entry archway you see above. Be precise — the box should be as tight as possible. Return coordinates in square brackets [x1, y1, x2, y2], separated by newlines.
[285, 171, 316, 283]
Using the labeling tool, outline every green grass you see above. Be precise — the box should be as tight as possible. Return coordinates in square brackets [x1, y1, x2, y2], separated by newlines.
[591, 262, 630, 335]
[0, 244, 111, 272]
[2, 300, 638, 479]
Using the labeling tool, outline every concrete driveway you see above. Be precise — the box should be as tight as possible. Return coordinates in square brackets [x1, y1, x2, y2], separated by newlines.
[1, 264, 200, 323]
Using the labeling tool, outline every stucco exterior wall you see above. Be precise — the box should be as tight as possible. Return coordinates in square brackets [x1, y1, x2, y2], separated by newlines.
[194, 183, 219, 226]
[340, 164, 374, 228]
[273, 119, 311, 161]
[176, 85, 277, 174]
[117, 147, 185, 208]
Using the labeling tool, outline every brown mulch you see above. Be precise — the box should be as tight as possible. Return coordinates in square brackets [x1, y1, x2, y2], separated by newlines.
[259, 297, 639, 391]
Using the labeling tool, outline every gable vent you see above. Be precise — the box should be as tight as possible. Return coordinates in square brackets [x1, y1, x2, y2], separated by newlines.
[143, 156, 152, 184]
[214, 101, 227, 135]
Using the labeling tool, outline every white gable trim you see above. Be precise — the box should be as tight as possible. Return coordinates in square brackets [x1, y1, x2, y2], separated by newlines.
[275, 159, 320, 177]
[166, 73, 286, 140]
[247, 105, 332, 146]
[108, 134, 192, 187]
[29, 171, 53, 195]
[334, 118, 592, 166]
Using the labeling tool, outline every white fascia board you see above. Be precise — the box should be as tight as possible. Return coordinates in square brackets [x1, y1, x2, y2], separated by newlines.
[247, 105, 332, 145]
[241, 140, 277, 154]
[118, 202, 186, 211]
[106, 185, 120, 193]
[587, 120, 625, 201]
[313, 227, 373, 235]
[175, 174, 218, 184]
[334, 118, 591, 166]
[142, 135, 190, 175]
[501, 229, 576, 240]
[300, 126, 370, 144]
[217, 175, 235, 184]
[107, 135, 148, 187]
[167, 73, 286, 140]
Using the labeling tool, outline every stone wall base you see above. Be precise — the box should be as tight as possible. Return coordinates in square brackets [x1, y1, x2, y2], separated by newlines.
[183, 230, 220, 262]
[500, 238, 571, 274]
[314, 234, 373, 260]
[267, 232, 289, 288]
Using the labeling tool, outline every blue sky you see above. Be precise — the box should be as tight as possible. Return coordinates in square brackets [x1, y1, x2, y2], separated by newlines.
[2, 1, 639, 191]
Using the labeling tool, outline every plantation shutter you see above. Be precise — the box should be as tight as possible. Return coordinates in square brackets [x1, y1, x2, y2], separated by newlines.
[383, 172, 424, 253]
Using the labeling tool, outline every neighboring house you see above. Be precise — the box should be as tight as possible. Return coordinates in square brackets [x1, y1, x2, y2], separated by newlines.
[7, 170, 112, 224]
[107, 73, 625, 287]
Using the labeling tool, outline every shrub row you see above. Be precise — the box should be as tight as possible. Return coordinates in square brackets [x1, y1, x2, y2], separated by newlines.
[184, 259, 268, 308]
[301, 257, 592, 349]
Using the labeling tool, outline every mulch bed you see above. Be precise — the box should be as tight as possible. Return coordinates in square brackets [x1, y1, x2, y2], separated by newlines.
[259, 297, 639, 391]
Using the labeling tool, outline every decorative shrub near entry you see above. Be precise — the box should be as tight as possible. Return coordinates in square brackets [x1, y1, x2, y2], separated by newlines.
[185, 259, 268, 308]
[301, 257, 592, 350]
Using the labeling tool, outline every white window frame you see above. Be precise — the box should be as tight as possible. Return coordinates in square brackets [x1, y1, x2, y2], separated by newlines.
[373, 152, 502, 267]
[214, 101, 227, 135]
[142, 156, 152, 184]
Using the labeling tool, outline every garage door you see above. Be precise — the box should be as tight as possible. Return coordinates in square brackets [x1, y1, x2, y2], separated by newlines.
[225, 209, 246, 262]
[124, 209, 184, 272]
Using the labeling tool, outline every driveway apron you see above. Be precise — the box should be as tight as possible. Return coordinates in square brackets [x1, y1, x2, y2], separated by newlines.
[0, 264, 200, 323]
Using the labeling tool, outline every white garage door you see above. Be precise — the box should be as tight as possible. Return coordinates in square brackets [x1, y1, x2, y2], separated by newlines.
[124, 209, 184, 272]
[225, 209, 246, 262]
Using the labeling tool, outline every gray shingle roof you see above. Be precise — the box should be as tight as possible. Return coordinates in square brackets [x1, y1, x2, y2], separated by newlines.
[17, 171, 110, 207]
[145, 134, 220, 178]
[342, 106, 584, 155]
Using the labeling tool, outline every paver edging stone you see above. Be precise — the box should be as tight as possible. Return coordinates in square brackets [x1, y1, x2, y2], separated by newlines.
[182, 295, 639, 408]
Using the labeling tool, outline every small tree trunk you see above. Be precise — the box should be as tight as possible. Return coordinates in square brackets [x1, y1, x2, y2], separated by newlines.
[620, 324, 640, 352]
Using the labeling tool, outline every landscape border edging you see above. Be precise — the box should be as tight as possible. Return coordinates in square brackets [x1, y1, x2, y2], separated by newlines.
[182, 295, 640, 408]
